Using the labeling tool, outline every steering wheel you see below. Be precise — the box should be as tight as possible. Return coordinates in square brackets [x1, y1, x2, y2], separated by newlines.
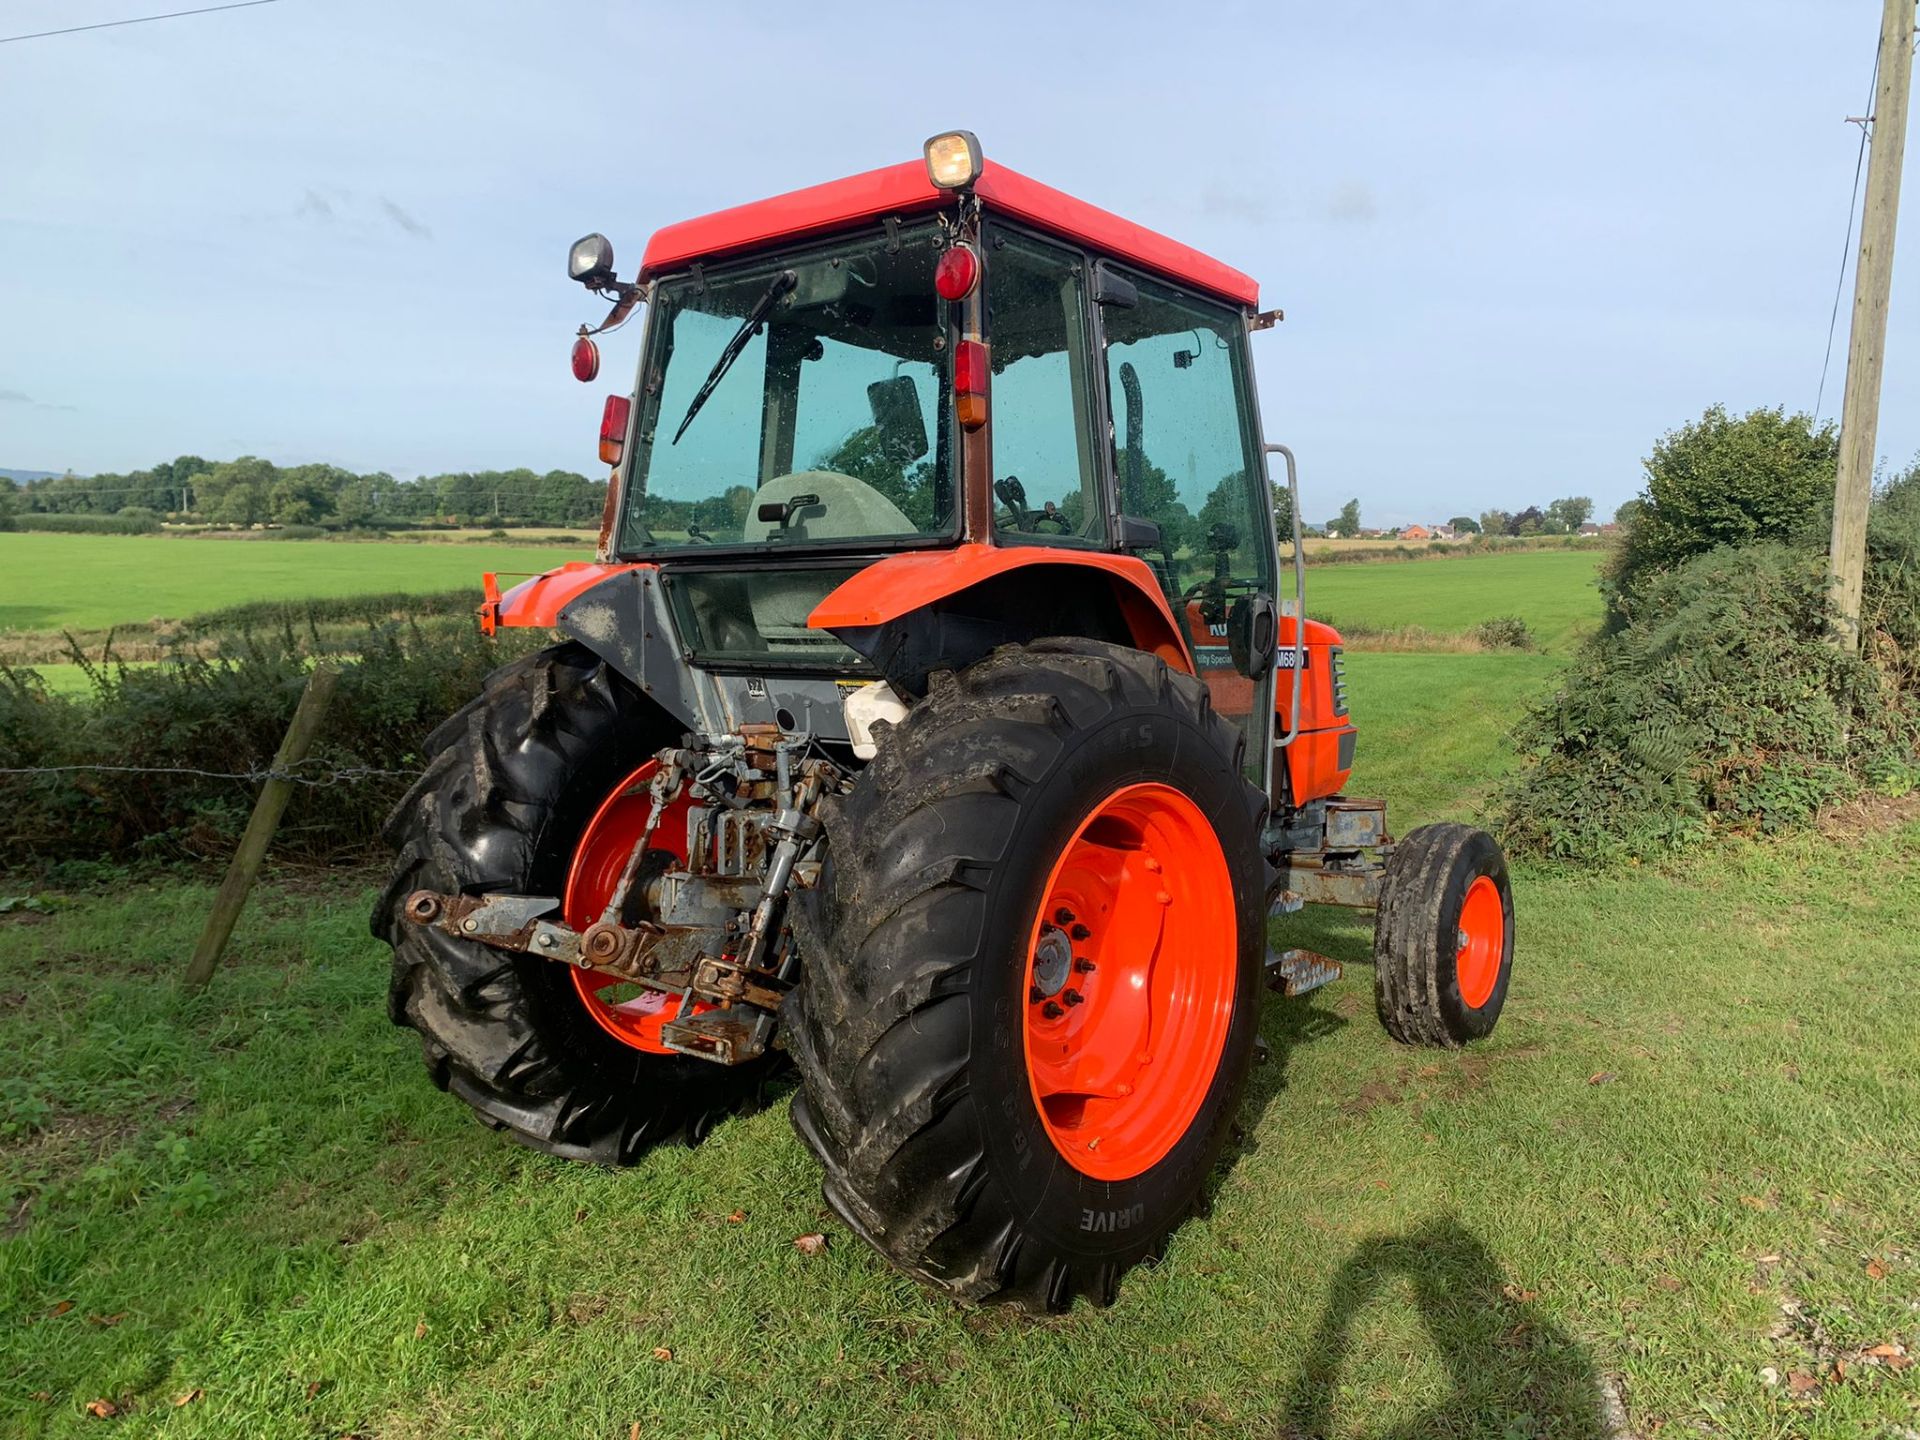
[993, 476, 1078, 535]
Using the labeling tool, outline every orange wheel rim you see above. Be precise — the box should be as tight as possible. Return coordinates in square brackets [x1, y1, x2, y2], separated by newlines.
[1454, 874, 1504, 1010]
[1021, 782, 1237, 1181]
[563, 760, 713, 1053]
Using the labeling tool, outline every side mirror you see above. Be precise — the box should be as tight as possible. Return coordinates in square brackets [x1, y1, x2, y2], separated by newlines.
[1115, 514, 1162, 550]
[1228, 592, 1278, 679]
[1090, 263, 1138, 309]
[866, 376, 930, 464]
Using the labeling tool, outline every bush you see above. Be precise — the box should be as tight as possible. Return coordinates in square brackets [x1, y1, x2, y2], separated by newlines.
[0, 619, 545, 869]
[1605, 405, 1837, 623]
[1497, 545, 1915, 864]
[1864, 462, 1920, 692]
[10, 512, 161, 535]
[1470, 616, 1535, 650]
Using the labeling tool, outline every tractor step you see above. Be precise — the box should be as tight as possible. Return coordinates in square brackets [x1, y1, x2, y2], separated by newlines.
[1266, 947, 1344, 997]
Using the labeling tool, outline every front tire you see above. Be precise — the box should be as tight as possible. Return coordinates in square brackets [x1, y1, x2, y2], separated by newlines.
[1372, 822, 1514, 1047]
[372, 642, 778, 1163]
[784, 639, 1268, 1312]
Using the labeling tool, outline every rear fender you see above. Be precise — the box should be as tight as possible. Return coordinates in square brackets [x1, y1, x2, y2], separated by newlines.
[808, 545, 1194, 695]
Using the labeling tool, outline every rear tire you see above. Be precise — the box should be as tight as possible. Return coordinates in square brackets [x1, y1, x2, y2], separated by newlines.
[784, 639, 1268, 1312]
[1372, 823, 1514, 1047]
[372, 642, 779, 1163]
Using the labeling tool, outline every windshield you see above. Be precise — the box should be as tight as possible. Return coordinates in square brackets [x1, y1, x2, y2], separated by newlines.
[617, 221, 955, 554]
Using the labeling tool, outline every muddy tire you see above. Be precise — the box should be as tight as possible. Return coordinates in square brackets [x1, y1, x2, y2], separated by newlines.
[784, 639, 1268, 1312]
[372, 642, 778, 1162]
[1372, 822, 1514, 1047]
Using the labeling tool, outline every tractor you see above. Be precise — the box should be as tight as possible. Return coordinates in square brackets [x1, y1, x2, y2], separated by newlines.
[373, 131, 1515, 1313]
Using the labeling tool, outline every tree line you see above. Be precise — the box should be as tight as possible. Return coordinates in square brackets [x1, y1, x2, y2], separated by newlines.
[0, 455, 610, 529]
[1316, 495, 1597, 539]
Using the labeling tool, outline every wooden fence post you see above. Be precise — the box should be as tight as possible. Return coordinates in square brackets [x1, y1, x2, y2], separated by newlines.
[182, 664, 340, 991]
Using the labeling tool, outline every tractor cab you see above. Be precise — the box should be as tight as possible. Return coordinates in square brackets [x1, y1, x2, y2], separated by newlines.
[532, 130, 1353, 812]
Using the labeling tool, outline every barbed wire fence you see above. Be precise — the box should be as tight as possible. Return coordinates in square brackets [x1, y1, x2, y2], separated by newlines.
[0, 760, 419, 787]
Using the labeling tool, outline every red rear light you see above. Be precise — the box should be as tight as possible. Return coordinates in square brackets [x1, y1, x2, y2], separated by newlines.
[934, 244, 978, 301]
[571, 335, 600, 383]
[599, 394, 631, 466]
[954, 340, 988, 431]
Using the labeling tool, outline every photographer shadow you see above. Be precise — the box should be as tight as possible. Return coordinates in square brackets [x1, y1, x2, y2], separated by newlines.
[1281, 1215, 1612, 1440]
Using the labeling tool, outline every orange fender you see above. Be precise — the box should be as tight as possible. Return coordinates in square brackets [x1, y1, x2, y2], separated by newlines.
[808, 544, 1194, 673]
[481, 561, 650, 634]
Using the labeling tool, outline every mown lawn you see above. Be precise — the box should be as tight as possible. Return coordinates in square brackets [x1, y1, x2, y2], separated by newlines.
[0, 535, 592, 634]
[1, 533, 1599, 653]
[3, 651, 1915, 1439]
[1307, 550, 1604, 653]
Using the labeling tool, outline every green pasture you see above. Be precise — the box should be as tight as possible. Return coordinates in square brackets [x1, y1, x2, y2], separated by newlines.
[3, 648, 1915, 1438]
[5, 526, 1915, 1437]
[1304, 549, 1604, 653]
[0, 534, 587, 633]
[1, 533, 1601, 658]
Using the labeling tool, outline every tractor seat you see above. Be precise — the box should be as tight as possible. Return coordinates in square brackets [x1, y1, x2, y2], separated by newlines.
[742, 471, 916, 642]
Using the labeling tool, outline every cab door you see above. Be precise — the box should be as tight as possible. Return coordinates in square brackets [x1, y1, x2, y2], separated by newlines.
[1096, 269, 1279, 792]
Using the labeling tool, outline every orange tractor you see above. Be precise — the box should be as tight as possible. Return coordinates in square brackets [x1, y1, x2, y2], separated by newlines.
[374, 133, 1514, 1311]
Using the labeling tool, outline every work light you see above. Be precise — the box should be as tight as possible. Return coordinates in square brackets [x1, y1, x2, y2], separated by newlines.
[568, 233, 616, 286]
[923, 130, 982, 190]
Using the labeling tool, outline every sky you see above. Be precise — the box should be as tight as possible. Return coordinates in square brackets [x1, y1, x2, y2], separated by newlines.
[1, 0, 1915, 527]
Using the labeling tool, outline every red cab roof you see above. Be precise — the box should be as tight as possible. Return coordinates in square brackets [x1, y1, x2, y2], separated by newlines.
[639, 157, 1259, 309]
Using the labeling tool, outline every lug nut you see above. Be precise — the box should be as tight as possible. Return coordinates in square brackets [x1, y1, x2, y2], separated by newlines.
[1070, 922, 1091, 941]
[1062, 989, 1084, 1007]
[1042, 1001, 1064, 1019]
[1054, 906, 1075, 925]
[1073, 958, 1096, 974]
[1029, 985, 1047, 1004]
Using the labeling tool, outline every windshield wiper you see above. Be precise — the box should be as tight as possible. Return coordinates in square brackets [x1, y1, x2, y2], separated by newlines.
[671, 269, 797, 445]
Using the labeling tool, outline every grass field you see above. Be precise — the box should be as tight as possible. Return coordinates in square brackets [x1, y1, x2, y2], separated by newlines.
[1304, 550, 1604, 653]
[1, 533, 1601, 655]
[0, 534, 593, 633]
[4, 646, 1916, 1438]
[5, 536, 1915, 1437]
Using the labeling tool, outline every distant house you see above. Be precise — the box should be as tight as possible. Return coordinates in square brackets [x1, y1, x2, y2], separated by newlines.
[1578, 522, 1603, 536]
[1357, 528, 1386, 539]
[1431, 523, 1456, 539]
[1401, 524, 1433, 541]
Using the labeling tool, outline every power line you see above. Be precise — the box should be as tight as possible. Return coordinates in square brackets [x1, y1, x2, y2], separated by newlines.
[1815, 35, 1884, 421]
[0, 0, 280, 46]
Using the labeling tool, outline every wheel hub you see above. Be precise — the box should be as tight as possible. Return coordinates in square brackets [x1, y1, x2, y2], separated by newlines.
[1031, 927, 1074, 998]
[1021, 782, 1237, 1182]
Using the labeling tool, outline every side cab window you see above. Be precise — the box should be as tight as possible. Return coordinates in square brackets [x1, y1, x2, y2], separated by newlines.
[981, 226, 1106, 544]
[1101, 270, 1275, 791]
[1099, 273, 1274, 641]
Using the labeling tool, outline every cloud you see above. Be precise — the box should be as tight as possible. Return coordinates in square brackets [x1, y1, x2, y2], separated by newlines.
[378, 197, 432, 240]
[1198, 184, 1269, 226]
[0, 388, 77, 413]
[297, 188, 334, 221]
[1326, 183, 1378, 224]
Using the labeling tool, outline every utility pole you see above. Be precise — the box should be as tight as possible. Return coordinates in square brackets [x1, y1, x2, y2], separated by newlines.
[1829, 0, 1915, 651]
